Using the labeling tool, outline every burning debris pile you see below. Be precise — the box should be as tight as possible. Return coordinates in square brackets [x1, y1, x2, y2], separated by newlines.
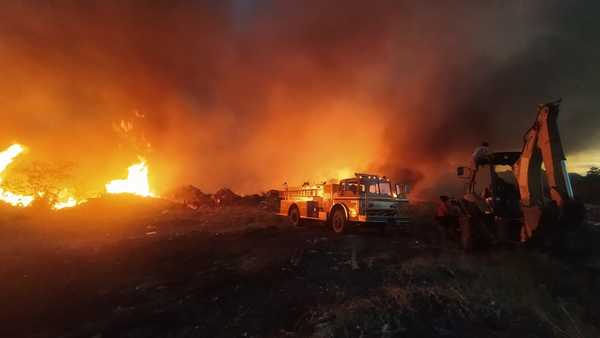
[0, 143, 157, 210]
[0, 144, 34, 207]
[0, 142, 280, 212]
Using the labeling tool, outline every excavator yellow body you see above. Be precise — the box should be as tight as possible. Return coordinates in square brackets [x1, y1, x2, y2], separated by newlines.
[455, 100, 585, 249]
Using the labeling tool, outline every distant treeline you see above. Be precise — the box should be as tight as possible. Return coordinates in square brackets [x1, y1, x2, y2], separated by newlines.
[571, 167, 600, 205]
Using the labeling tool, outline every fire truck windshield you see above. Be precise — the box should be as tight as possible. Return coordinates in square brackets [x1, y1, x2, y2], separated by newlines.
[364, 182, 392, 196]
[379, 182, 392, 196]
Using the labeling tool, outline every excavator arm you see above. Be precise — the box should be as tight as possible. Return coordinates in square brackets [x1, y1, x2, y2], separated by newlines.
[514, 99, 577, 240]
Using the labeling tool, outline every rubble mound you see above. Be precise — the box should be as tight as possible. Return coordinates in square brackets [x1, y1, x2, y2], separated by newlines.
[169, 185, 215, 208]
[239, 193, 262, 206]
[213, 188, 242, 206]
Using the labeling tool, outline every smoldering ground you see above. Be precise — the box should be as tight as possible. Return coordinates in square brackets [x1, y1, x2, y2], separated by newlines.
[0, 0, 599, 198]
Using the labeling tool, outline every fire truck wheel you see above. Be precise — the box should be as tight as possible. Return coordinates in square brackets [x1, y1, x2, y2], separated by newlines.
[288, 205, 301, 227]
[332, 207, 347, 233]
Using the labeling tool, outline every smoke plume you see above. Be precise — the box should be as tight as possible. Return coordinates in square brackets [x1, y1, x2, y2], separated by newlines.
[0, 1, 598, 198]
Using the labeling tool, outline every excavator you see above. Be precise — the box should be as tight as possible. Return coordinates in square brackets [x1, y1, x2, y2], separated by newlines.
[454, 99, 586, 250]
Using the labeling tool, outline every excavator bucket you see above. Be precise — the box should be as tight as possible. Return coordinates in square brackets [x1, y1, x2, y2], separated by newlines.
[521, 206, 541, 242]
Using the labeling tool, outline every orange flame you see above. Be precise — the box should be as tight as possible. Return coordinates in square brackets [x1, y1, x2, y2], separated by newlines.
[105, 159, 155, 197]
[1, 143, 157, 208]
[0, 144, 34, 207]
[0, 144, 85, 209]
[0, 144, 25, 173]
[52, 188, 84, 210]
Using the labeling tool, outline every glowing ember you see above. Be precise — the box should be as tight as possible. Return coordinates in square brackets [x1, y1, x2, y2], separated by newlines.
[0, 144, 35, 207]
[53, 197, 78, 210]
[105, 159, 155, 197]
[52, 188, 84, 210]
[0, 189, 34, 207]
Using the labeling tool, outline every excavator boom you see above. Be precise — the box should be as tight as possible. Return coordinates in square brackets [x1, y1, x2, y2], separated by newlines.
[514, 99, 577, 240]
[515, 99, 574, 207]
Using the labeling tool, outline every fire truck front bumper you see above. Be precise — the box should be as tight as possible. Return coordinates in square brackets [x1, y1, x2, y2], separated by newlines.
[357, 215, 410, 225]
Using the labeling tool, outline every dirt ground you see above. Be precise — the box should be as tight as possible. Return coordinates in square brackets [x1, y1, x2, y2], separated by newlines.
[1, 200, 599, 338]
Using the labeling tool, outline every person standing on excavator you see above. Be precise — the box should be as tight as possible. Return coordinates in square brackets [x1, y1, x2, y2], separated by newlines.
[468, 141, 491, 192]
[472, 141, 490, 170]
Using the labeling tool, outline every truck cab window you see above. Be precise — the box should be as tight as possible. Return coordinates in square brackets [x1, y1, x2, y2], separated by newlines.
[341, 182, 359, 196]
[379, 182, 392, 196]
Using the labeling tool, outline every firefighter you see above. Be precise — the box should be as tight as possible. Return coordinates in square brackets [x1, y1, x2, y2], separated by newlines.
[436, 195, 458, 248]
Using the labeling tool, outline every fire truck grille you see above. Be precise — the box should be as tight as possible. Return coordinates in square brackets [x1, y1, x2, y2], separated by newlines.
[366, 209, 397, 217]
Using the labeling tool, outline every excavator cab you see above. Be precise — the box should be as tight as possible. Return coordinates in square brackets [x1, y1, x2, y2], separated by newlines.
[456, 152, 524, 248]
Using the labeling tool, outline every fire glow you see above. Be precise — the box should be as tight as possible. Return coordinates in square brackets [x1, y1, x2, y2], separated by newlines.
[105, 159, 155, 197]
[0, 144, 34, 207]
[0, 143, 156, 209]
[53, 197, 78, 210]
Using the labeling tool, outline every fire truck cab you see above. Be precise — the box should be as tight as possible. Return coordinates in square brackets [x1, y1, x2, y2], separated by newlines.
[278, 173, 410, 233]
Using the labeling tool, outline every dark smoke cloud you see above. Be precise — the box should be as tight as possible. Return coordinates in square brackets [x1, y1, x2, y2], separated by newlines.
[376, 0, 600, 196]
[0, 0, 598, 197]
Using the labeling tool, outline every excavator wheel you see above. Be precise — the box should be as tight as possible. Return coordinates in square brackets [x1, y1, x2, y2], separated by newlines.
[331, 207, 347, 234]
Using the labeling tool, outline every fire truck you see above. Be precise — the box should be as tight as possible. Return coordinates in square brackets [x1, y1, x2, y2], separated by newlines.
[278, 173, 410, 233]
